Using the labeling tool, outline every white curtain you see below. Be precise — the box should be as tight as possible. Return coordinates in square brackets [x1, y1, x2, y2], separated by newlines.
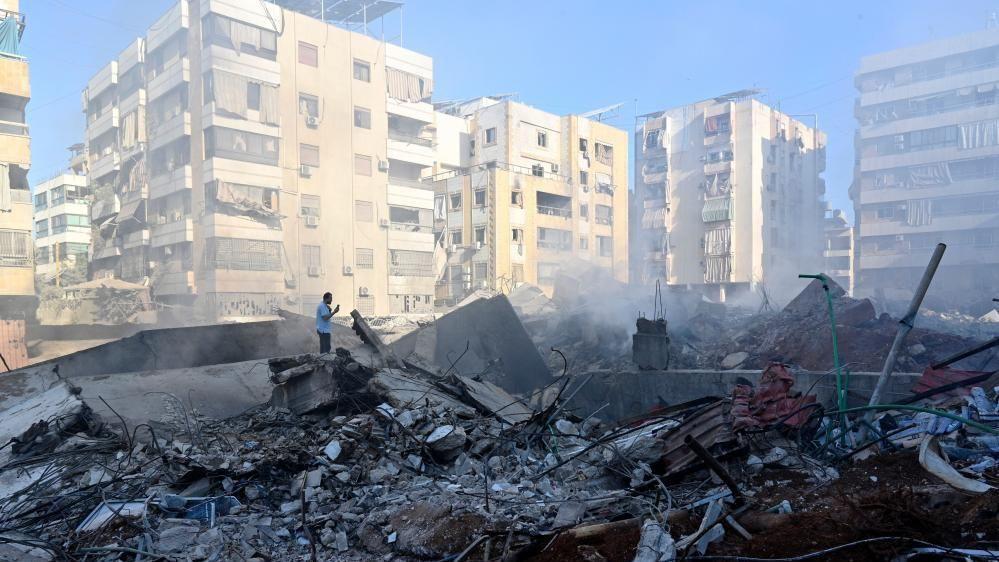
[386, 68, 430, 102]
[704, 255, 731, 283]
[120, 111, 137, 149]
[906, 199, 932, 226]
[213, 70, 248, 118]
[704, 227, 731, 256]
[959, 119, 999, 150]
[0, 163, 9, 212]
[230, 20, 261, 52]
[259, 83, 280, 125]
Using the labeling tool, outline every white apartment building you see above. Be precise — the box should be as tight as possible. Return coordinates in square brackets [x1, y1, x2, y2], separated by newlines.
[853, 28, 999, 309]
[823, 207, 853, 292]
[82, 0, 437, 320]
[633, 91, 827, 301]
[431, 97, 630, 303]
[33, 172, 91, 280]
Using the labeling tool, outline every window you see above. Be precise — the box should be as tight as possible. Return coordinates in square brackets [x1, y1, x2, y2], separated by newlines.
[301, 195, 321, 218]
[303, 245, 321, 274]
[204, 237, 282, 271]
[51, 214, 89, 234]
[531, 164, 545, 177]
[150, 137, 192, 176]
[538, 227, 572, 251]
[354, 106, 371, 129]
[485, 127, 497, 145]
[35, 219, 48, 237]
[300, 144, 320, 168]
[876, 206, 895, 219]
[355, 200, 374, 222]
[451, 229, 463, 245]
[33, 192, 46, 211]
[579, 237, 589, 250]
[0, 229, 30, 266]
[356, 248, 374, 269]
[389, 206, 432, 232]
[355, 154, 372, 176]
[389, 250, 434, 277]
[580, 204, 589, 220]
[36, 246, 49, 264]
[204, 127, 279, 165]
[469, 139, 476, 157]
[475, 227, 486, 245]
[474, 189, 486, 206]
[511, 191, 523, 207]
[208, 181, 279, 215]
[449, 192, 462, 210]
[353, 59, 371, 82]
[247, 82, 261, 111]
[203, 14, 276, 60]
[512, 228, 523, 242]
[537, 130, 548, 148]
[355, 295, 375, 316]
[594, 142, 614, 165]
[298, 41, 318, 66]
[597, 236, 613, 257]
[580, 171, 588, 185]
[579, 138, 588, 152]
[299, 94, 319, 118]
[473, 262, 488, 283]
[595, 205, 613, 225]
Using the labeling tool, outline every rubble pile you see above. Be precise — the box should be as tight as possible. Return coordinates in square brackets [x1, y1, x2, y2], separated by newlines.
[3, 293, 999, 561]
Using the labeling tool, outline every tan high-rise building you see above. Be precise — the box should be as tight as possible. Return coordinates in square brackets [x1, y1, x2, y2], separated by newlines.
[852, 28, 999, 309]
[633, 91, 827, 301]
[823, 207, 854, 292]
[82, 0, 437, 320]
[432, 97, 629, 303]
[0, 0, 31, 369]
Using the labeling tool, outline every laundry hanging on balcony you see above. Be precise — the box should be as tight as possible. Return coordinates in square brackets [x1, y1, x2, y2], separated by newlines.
[386, 68, 432, 103]
[701, 197, 733, 222]
[959, 119, 999, 149]
[0, 16, 20, 57]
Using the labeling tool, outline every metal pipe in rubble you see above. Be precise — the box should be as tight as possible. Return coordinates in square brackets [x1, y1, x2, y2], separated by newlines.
[863, 243, 946, 432]
[683, 435, 744, 503]
[797, 273, 846, 426]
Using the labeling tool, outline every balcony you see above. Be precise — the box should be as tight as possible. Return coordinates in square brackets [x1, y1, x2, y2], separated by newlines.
[87, 61, 118, 99]
[118, 38, 145, 74]
[149, 110, 191, 151]
[93, 243, 122, 261]
[151, 218, 194, 247]
[90, 152, 121, 181]
[388, 131, 436, 167]
[150, 164, 192, 200]
[156, 270, 195, 296]
[388, 176, 432, 190]
[537, 205, 572, 218]
[88, 106, 119, 140]
[118, 87, 146, 115]
[0, 56, 29, 99]
[703, 160, 732, 175]
[148, 57, 189, 102]
[0, 126, 28, 163]
[147, 1, 188, 52]
[122, 229, 151, 249]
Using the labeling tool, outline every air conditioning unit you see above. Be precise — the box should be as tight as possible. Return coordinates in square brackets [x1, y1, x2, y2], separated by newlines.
[304, 215, 319, 227]
[300, 165, 313, 178]
[342, 265, 354, 276]
[378, 160, 389, 172]
[359, 286, 370, 297]
[379, 218, 389, 227]
[476, 241, 483, 250]
[307, 266, 321, 277]
[305, 115, 319, 128]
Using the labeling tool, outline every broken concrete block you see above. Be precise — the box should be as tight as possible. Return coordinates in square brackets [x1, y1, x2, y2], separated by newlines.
[323, 440, 342, 462]
[426, 425, 466, 460]
[555, 419, 579, 435]
[721, 351, 748, 369]
[553, 501, 586, 527]
[633, 519, 677, 562]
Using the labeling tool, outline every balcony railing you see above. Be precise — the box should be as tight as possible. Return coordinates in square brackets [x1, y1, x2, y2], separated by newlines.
[388, 130, 434, 147]
[0, 120, 28, 136]
[537, 206, 571, 218]
[10, 189, 29, 203]
[388, 176, 430, 189]
[389, 222, 432, 234]
[538, 240, 571, 251]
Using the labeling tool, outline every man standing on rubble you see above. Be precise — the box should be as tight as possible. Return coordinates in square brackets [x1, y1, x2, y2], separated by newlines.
[316, 292, 339, 354]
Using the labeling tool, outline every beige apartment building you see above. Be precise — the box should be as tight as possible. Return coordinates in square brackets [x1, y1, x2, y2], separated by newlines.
[823, 207, 854, 292]
[83, 0, 437, 320]
[33, 163, 91, 282]
[852, 28, 999, 309]
[432, 97, 629, 303]
[633, 91, 827, 301]
[0, 0, 31, 369]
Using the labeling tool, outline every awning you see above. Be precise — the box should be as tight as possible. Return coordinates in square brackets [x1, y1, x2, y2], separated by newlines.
[116, 199, 146, 225]
[701, 197, 732, 222]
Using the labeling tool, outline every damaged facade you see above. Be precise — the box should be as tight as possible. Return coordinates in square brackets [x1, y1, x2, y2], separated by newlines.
[852, 27, 999, 312]
[82, 0, 438, 319]
[32, 147, 91, 283]
[431, 97, 629, 303]
[632, 91, 827, 302]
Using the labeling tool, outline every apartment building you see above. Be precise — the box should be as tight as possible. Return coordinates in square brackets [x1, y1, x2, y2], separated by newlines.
[33, 170, 91, 281]
[853, 28, 999, 308]
[823, 207, 854, 292]
[633, 91, 827, 301]
[82, 0, 437, 320]
[432, 97, 629, 303]
[0, 0, 31, 369]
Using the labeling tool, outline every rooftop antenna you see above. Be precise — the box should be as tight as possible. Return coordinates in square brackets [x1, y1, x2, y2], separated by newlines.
[580, 102, 624, 122]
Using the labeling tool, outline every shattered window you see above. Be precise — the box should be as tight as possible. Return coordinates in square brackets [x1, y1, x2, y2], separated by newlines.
[301, 195, 321, 218]
[299, 94, 319, 118]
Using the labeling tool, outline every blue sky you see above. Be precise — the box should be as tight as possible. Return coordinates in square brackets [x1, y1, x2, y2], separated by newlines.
[23, 0, 999, 218]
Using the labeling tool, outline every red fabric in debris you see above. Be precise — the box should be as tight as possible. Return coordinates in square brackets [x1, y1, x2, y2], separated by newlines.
[911, 366, 991, 400]
[732, 363, 817, 430]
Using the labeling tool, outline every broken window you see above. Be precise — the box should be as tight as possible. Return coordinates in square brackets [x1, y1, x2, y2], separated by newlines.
[389, 205, 432, 232]
[208, 181, 279, 218]
[511, 191, 523, 207]
[300, 144, 320, 167]
[579, 138, 588, 153]
[355, 200, 374, 222]
[475, 227, 486, 245]
[594, 142, 614, 165]
[0, 229, 30, 266]
[356, 248, 374, 269]
[474, 188, 486, 206]
[485, 127, 497, 145]
[512, 228, 523, 243]
[298, 41, 318, 66]
[580, 171, 588, 185]
[595, 205, 613, 225]
[149, 86, 188, 133]
[537, 227, 572, 251]
[389, 250, 433, 277]
[203, 13, 276, 60]
[449, 192, 462, 210]
[537, 130, 548, 148]
[353, 59, 371, 82]
[204, 127, 279, 165]
[150, 137, 191, 177]
[386, 68, 433, 102]
[354, 106, 371, 129]
[355, 154, 372, 176]
[451, 229, 463, 245]
[299, 94, 319, 118]
[301, 195, 320, 218]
